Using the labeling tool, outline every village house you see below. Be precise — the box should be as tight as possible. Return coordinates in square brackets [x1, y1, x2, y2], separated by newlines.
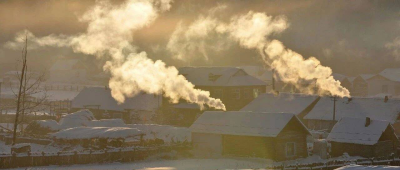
[240, 93, 320, 121]
[366, 68, 400, 97]
[71, 87, 161, 123]
[303, 97, 400, 134]
[48, 59, 89, 84]
[328, 117, 398, 158]
[177, 67, 267, 111]
[190, 111, 311, 161]
[352, 74, 375, 96]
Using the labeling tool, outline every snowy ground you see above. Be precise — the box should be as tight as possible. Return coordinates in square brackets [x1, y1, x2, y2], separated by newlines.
[11, 159, 400, 170]
[13, 158, 272, 170]
[0, 141, 62, 154]
[336, 165, 400, 170]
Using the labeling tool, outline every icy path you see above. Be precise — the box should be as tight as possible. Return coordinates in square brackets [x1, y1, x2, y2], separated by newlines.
[15, 158, 272, 170]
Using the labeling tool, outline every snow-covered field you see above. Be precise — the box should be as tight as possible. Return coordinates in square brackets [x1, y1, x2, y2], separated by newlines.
[336, 165, 400, 170]
[13, 158, 272, 170]
[11, 160, 400, 170]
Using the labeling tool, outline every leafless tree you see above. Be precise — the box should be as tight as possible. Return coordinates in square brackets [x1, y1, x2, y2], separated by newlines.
[12, 36, 48, 145]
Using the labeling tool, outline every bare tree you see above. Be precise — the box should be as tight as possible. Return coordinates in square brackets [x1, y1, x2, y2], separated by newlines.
[12, 36, 48, 145]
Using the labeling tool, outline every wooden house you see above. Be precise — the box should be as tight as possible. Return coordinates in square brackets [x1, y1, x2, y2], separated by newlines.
[328, 117, 398, 158]
[177, 67, 267, 111]
[367, 68, 400, 97]
[71, 87, 161, 123]
[303, 96, 400, 132]
[190, 111, 311, 161]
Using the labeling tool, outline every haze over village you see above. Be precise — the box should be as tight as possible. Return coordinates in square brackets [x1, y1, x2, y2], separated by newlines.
[1, 0, 400, 169]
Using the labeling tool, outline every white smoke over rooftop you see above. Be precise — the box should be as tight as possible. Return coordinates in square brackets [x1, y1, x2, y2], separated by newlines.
[168, 10, 350, 97]
[4, 0, 226, 110]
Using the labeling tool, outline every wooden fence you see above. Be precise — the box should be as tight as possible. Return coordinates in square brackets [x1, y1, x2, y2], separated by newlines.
[265, 156, 400, 170]
[0, 145, 189, 169]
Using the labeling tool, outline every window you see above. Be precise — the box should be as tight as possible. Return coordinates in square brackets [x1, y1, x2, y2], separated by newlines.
[286, 142, 296, 157]
[382, 85, 388, 93]
[214, 89, 223, 99]
[253, 88, 260, 98]
[243, 88, 251, 99]
[232, 88, 240, 99]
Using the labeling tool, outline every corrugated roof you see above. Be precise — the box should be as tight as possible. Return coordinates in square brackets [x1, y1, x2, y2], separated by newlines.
[303, 97, 400, 123]
[240, 93, 318, 115]
[327, 117, 391, 145]
[190, 111, 299, 137]
[178, 67, 266, 86]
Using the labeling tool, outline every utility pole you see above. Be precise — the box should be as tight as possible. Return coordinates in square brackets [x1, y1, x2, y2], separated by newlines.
[271, 69, 275, 92]
[12, 35, 27, 145]
[331, 95, 337, 130]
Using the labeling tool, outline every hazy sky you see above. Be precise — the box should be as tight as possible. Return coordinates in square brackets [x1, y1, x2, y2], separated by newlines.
[0, 0, 400, 76]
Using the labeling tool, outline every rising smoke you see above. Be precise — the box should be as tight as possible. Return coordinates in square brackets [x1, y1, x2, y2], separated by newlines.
[168, 10, 350, 97]
[4, 0, 226, 110]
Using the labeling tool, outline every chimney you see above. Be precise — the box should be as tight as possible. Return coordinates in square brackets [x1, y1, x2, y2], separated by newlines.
[384, 96, 389, 103]
[348, 97, 352, 102]
[365, 117, 371, 127]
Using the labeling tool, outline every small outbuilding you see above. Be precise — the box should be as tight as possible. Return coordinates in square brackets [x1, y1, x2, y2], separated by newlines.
[328, 117, 398, 158]
[190, 111, 311, 161]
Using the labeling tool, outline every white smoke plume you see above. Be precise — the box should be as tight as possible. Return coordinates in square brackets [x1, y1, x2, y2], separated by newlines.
[4, 0, 226, 110]
[168, 11, 350, 97]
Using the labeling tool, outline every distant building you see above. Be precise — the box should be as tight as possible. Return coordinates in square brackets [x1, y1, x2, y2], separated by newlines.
[190, 111, 310, 161]
[177, 67, 267, 111]
[71, 87, 161, 123]
[303, 97, 400, 133]
[352, 74, 375, 96]
[48, 59, 88, 84]
[328, 117, 398, 158]
[366, 68, 400, 97]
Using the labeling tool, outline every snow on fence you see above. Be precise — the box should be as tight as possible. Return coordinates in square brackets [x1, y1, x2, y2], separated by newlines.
[0, 144, 190, 169]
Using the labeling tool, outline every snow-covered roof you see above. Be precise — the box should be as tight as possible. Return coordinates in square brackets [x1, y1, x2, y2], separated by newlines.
[178, 67, 266, 86]
[50, 59, 82, 71]
[72, 87, 159, 112]
[327, 117, 391, 145]
[33, 120, 61, 131]
[31, 90, 80, 101]
[190, 111, 306, 137]
[52, 127, 142, 139]
[11, 143, 31, 149]
[379, 68, 400, 82]
[239, 66, 273, 83]
[59, 109, 95, 129]
[359, 74, 375, 81]
[87, 119, 127, 127]
[240, 93, 318, 115]
[303, 97, 400, 123]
